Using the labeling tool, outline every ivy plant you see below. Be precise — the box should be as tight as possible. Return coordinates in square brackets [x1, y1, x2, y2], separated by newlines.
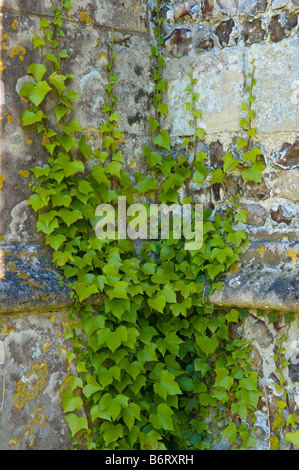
[17, 0, 270, 451]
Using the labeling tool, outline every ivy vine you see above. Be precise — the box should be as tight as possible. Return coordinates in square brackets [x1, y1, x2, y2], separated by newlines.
[16, 0, 284, 451]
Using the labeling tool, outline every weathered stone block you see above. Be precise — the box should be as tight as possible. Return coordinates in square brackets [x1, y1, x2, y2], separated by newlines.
[269, 12, 298, 43]
[215, 18, 235, 47]
[245, 38, 299, 133]
[241, 18, 266, 45]
[269, 170, 299, 201]
[0, 0, 148, 33]
[164, 47, 243, 136]
[0, 309, 75, 449]
[271, 139, 299, 169]
[210, 239, 299, 312]
[238, 0, 268, 16]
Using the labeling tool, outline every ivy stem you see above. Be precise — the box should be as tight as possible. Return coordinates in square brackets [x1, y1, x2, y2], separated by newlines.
[185, 65, 198, 199]
[234, 62, 256, 199]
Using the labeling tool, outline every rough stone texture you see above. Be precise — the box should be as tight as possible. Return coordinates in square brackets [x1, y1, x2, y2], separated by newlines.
[215, 18, 235, 47]
[241, 18, 266, 45]
[269, 12, 298, 42]
[0, 309, 75, 449]
[0, 0, 148, 32]
[271, 139, 299, 169]
[0, 0, 298, 450]
[269, 170, 299, 201]
[209, 239, 299, 312]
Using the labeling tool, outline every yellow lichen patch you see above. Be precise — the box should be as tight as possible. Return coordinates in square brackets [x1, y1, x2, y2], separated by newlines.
[42, 341, 50, 352]
[19, 423, 34, 446]
[11, 20, 18, 30]
[256, 245, 265, 254]
[7, 115, 14, 123]
[9, 439, 18, 450]
[0, 60, 4, 71]
[79, 11, 94, 25]
[3, 34, 10, 40]
[7, 261, 41, 289]
[0, 174, 5, 189]
[148, 191, 156, 201]
[85, 126, 101, 151]
[14, 362, 49, 410]
[49, 313, 56, 323]
[129, 157, 137, 170]
[9, 46, 26, 61]
[97, 51, 108, 62]
[57, 345, 68, 356]
[287, 248, 299, 264]
[27, 139, 33, 145]
[135, 1, 140, 9]
[229, 265, 239, 274]
[19, 169, 29, 178]
[30, 407, 48, 427]
[0, 321, 14, 335]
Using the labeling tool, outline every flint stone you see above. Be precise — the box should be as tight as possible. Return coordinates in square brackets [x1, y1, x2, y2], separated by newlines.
[240, 203, 268, 226]
[201, 0, 215, 18]
[238, 0, 268, 16]
[272, 0, 289, 9]
[270, 205, 295, 225]
[270, 170, 299, 201]
[215, 18, 235, 47]
[271, 140, 299, 169]
[195, 26, 215, 51]
[163, 28, 193, 58]
[241, 18, 266, 45]
[269, 12, 298, 42]
[216, 0, 238, 16]
[209, 240, 299, 312]
[244, 180, 271, 200]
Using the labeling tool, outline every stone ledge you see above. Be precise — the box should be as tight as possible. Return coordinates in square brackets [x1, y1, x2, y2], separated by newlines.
[0, 236, 298, 315]
[209, 235, 299, 313]
[0, 244, 76, 314]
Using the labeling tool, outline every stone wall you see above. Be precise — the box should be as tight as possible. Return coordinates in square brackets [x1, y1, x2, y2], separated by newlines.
[0, 0, 297, 450]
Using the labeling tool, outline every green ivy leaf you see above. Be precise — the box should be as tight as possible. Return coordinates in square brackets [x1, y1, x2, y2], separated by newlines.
[222, 421, 238, 445]
[242, 161, 265, 183]
[48, 71, 67, 94]
[60, 389, 83, 413]
[149, 404, 174, 431]
[222, 152, 239, 173]
[153, 129, 170, 150]
[21, 109, 44, 126]
[27, 63, 47, 81]
[45, 53, 61, 71]
[100, 422, 123, 446]
[196, 334, 219, 357]
[237, 138, 248, 150]
[65, 413, 88, 437]
[148, 116, 160, 133]
[148, 295, 166, 313]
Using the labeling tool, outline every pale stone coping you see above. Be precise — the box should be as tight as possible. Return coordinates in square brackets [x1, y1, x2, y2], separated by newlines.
[209, 234, 299, 313]
[0, 233, 298, 314]
[0, 0, 148, 34]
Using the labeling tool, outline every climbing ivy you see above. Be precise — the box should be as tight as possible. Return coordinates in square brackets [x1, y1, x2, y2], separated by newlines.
[18, 0, 270, 450]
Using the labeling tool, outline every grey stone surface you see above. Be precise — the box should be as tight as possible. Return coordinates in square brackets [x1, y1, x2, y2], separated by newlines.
[210, 239, 299, 312]
[0, 0, 298, 450]
[0, 308, 75, 449]
[0, 0, 148, 33]
[0, 244, 73, 314]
